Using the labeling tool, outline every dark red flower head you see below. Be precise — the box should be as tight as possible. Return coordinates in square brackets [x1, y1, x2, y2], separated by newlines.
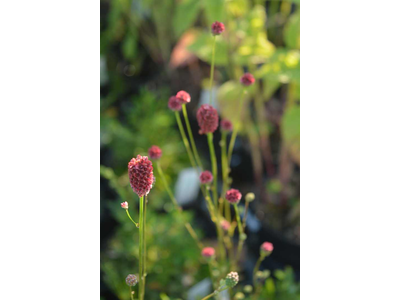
[168, 96, 182, 111]
[211, 21, 225, 35]
[176, 90, 191, 104]
[220, 119, 233, 132]
[128, 155, 155, 197]
[196, 104, 219, 135]
[240, 73, 255, 86]
[201, 247, 215, 258]
[200, 170, 213, 184]
[225, 188, 242, 204]
[148, 145, 162, 160]
[260, 242, 274, 256]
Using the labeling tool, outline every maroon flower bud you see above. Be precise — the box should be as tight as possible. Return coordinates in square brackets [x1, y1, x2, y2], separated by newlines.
[240, 73, 255, 86]
[201, 247, 215, 258]
[211, 21, 225, 36]
[196, 104, 219, 135]
[168, 96, 182, 111]
[226, 188, 242, 204]
[125, 274, 138, 287]
[148, 145, 162, 160]
[200, 170, 213, 184]
[176, 90, 191, 104]
[260, 242, 274, 256]
[128, 155, 155, 197]
[220, 119, 233, 132]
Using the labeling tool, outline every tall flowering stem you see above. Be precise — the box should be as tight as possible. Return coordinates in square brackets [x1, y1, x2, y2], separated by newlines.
[220, 131, 230, 220]
[209, 35, 216, 105]
[234, 204, 245, 264]
[182, 104, 203, 169]
[138, 196, 145, 300]
[175, 111, 197, 169]
[156, 161, 204, 250]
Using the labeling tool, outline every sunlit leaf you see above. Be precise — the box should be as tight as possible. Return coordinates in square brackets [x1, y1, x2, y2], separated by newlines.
[203, 0, 225, 26]
[173, 0, 201, 37]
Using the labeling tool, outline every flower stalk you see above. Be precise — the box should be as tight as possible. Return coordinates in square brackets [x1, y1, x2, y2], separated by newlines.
[182, 104, 203, 169]
[209, 35, 216, 105]
[138, 196, 145, 300]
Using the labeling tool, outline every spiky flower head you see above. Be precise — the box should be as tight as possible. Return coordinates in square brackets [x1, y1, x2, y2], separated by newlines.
[240, 73, 255, 86]
[226, 189, 242, 204]
[225, 272, 239, 287]
[128, 155, 154, 197]
[201, 247, 215, 258]
[168, 96, 182, 111]
[121, 201, 129, 209]
[211, 21, 225, 35]
[245, 192, 255, 202]
[260, 242, 274, 256]
[125, 274, 138, 287]
[176, 90, 191, 104]
[220, 119, 233, 132]
[148, 145, 162, 160]
[220, 220, 231, 231]
[200, 170, 213, 184]
[196, 104, 219, 135]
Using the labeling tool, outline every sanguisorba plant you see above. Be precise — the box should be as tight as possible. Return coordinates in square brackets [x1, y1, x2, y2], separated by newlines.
[121, 21, 277, 300]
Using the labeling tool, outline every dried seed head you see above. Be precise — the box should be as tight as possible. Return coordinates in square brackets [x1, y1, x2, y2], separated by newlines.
[121, 201, 129, 209]
[240, 73, 255, 86]
[201, 247, 215, 258]
[260, 242, 274, 256]
[200, 170, 213, 184]
[225, 271, 239, 287]
[148, 145, 162, 160]
[226, 189, 242, 204]
[128, 155, 155, 197]
[168, 96, 182, 111]
[220, 119, 233, 132]
[176, 90, 191, 103]
[125, 274, 138, 287]
[196, 104, 219, 135]
[211, 21, 225, 35]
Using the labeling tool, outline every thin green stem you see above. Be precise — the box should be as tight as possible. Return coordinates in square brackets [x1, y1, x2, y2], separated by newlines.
[220, 131, 231, 221]
[209, 35, 216, 105]
[253, 255, 265, 287]
[201, 286, 230, 300]
[227, 89, 247, 166]
[143, 195, 147, 290]
[242, 201, 249, 230]
[138, 196, 145, 300]
[129, 286, 134, 300]
[182, 104, 203, 170]
[125, 210, 139, 228]
[234, 204, 245, 264]
[175, 111, 197, 170]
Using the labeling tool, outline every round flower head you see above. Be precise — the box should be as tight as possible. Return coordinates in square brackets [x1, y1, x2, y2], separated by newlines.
[226, 188, 242, 204]
[196, 104, 219, 135]
[220, 119, 233, 132]
[201, 247, 215, 258]
[128, 155, 155, 197]
[125, 274, 138, 287]
[245, 192, 255, 202]
[176, 90, 191, 104]
[221, 219, 231, 231]
[240, 73, 255, 86]
[148, 145, 162, 160]
[121, 201, 129, 209]
[225, 271, 239, 287]
[211, 21, 225, 35]
[168, 96, 182, 111]
[200, 170, 213, 184]
[260, 242, 274, 256]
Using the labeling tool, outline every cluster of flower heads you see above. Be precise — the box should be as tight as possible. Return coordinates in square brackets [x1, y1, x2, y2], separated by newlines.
[128, 155, 155, 197]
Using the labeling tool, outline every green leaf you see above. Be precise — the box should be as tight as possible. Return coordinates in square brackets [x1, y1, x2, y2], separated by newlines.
[284, 11, 300, 49]
[203, 0, 225, 26]
[282, 105, 300, 164]
[173, 0, 202, 37]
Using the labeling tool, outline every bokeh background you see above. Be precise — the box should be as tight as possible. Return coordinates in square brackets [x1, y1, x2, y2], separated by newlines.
[100, 0, 300, 299]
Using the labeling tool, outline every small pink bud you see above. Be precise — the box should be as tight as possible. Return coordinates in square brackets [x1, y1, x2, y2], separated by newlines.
[128, 155, 155, 197]
[148, 145, 162, 160]
[201, 247, 215, 258]
[240, 73, 255, 86]
[226, 188, 242, 204]
[196, 104, 219, 135]
[260, 242, 274, 256]
[221, 220, 231, 231]
[220, 119, 233, 132]
[121, 201, 129, 209]
[168, 96, 182, 111]
[200, 170, 213, 184]
[211, 21, 225, 36]
[176, 90, 191, 104]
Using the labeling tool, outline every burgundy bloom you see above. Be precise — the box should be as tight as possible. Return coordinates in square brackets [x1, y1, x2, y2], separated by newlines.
[211, 21, 225, 36]
[240, 73, 255, 86]
[200, 170, 213, 184]
[168, 96, 182, 111]
[260, 242, 274, 256]
[128, 155, 155, 197]
[201, 247, 215, 258]
[176, 90, 191, 104]
[226, 188, 242, 204]
[148, 145, 162, 160]
[196, 104, 219, 135]
[220, 119, 233, 132]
